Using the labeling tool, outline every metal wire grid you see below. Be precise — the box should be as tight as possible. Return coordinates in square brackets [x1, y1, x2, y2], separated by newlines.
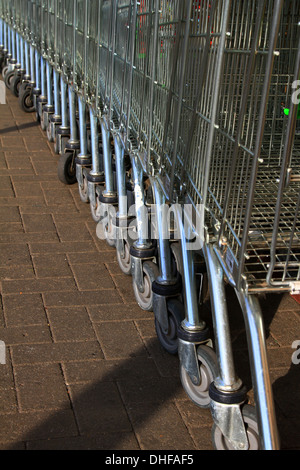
[62, 0, 74, 82]
[85, 0, 99, 102]
[158, 0, 300, 293]
[109, 0, 134, 132]
[124, 0, 185, 169]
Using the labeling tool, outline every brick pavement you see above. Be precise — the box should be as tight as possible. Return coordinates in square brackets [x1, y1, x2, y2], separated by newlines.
[0, 85, 300, 451]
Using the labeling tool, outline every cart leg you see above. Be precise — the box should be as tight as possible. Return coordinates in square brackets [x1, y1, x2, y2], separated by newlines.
[41, 62, 54, 131]
[75, 95, 91, 203]
[47, 69, 62, 142]
[235, 290, 280, 450]
[130, 156, 156, 311]
[55, 78, 70, 155]
[87, 108, 105, 221]
[32, 50, 41, 109]
[37, 56, 47, 119]
[98, 121, 118, 242]
[114, 134, 132, 275]
[151, 179, 183, 354]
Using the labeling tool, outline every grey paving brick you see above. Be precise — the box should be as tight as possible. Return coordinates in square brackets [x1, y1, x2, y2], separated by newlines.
[14, 363, 71, 411]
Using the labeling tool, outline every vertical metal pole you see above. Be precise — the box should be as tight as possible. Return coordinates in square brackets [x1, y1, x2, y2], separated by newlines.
[89, 107, 101, 176]
[203, 244, 242, 391]
[68, 85, 79, 144]
[78, 95, 88, 158]
[101, 122, 115, 197]
[151, 178, 175, 284]
[60, 77, 69, 129]
[131, 156, 151, 249]
[53, 69, 61, 118]
[236, 290, 280, 450]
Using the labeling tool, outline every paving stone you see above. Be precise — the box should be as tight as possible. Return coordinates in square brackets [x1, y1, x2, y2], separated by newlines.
[87, 303, 152, 322]
[14, 363, 71, 411]
[71, 263, 115, 290]
[126, 402, 196, 450]
[0, 410, 78, 443]
[1, 277, 77, 295]
[43, 189, 76, 207]
[43, 289, 123, 307]
[0, 205, 21, 223]
[62, 357, 160, 385]
[0, 243, 31, 266]
[95, 321, 148, 359]
[2, 293, 47, 326]
[12, 181, 44, 198]
[0, 325, 52, 346]
[29, 241, 97, 254]
[47, 306, 96, 342]
[68, 382, 133, 435]
[32, 253, 73, 278]
[10, 341, 104, 365]
[26, 433, 140, 450]
[22, 213, 56, 233]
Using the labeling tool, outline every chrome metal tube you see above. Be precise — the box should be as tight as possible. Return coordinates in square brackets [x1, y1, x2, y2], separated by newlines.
[60, 78, 69, 129]
[131, 156, 151, 249]
[78, 95, 88, 158]
[68, 86, 78, 143]
[204, 244, 241, 391]
[53, 69, 61, 118]
[89, 108, 101, 176]
[152, 178, 175, 284]
[114, 135, 127, 219]
[175, 205, 205, 331]
[101, 121, 115, 196]
[236, 290, 280, 450]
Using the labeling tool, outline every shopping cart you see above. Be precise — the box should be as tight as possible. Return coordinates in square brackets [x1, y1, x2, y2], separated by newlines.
[153, 0, 299, 450]
[2, 0, 299, 451]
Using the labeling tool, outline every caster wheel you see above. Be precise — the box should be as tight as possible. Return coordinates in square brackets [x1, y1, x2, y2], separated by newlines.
[2, 65, 9, 79]
[155, 298, 185, 355]
[19, 87, 35, 113]
[212, 405, 260, 450]
[180, 345, 218, 408]
[103, 213, 116, 247]
[47, 122, 53, 142]
[133, 260, 159, 311]
[40, 112, 47, 131]
[116, 239, 131, 275]
[4, 70, 15, 90]
[11, 74, 22, 97]
[54, 135, 60, 154]
[171, 242, 184, 277]
[78, 168, 89, 203]
[90, 186, 102, 223]
[57, 152, 77, 185]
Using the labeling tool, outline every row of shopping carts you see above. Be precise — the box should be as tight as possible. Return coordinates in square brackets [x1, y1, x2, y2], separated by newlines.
[1, 0, 299, 451]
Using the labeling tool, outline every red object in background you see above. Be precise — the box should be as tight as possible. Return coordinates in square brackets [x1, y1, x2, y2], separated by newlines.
[291, 295, 300, 305]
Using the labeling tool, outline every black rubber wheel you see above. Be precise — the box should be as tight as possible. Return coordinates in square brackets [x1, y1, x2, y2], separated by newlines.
[155, 298, 185, 355]
[4, 70, 14, 90]
[19, 87, 35, 113]
[11, 74, 22, 97]
[2, 64, 9, 79]
[57, 152, 77, 185]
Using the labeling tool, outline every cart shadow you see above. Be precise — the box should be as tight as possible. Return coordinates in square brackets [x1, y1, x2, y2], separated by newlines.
[0, 121, 39, 135]
[217, 289, 300, 450]
[6, 292, 300, 450]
